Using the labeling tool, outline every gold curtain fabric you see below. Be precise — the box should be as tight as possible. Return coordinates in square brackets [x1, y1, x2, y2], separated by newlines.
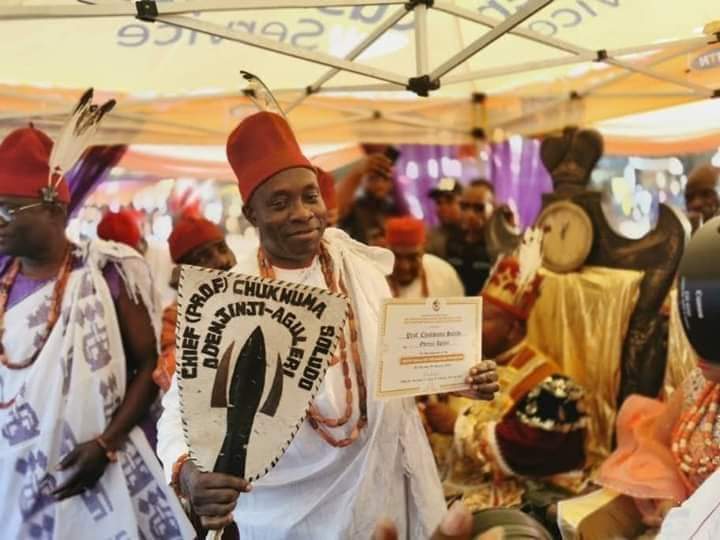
[527, 266, 643, 461]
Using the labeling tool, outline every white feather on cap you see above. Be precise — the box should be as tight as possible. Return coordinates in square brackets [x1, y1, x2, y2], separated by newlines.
[45, 88, 115, 202]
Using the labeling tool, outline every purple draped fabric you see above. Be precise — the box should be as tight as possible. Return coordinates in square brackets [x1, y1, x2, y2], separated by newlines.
[68, 145, 127, 217]
[393, 139, 552, 229]
[395, 144, 465, 227]
[489, 138, 553, 228]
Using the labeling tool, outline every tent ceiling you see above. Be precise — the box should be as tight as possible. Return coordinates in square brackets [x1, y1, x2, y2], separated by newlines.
[1, 0, 719, 145]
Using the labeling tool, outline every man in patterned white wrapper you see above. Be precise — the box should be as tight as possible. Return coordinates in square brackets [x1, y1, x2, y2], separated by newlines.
[0, 93, 194, 538]
[157, 110, 501, 539]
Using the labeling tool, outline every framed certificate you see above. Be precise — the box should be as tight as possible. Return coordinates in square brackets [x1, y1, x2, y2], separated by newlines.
[375, 297, 482, 399]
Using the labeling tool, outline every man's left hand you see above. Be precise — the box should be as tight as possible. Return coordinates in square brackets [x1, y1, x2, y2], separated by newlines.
[52, 440, 110, 500]
[458, 361, 499, 401]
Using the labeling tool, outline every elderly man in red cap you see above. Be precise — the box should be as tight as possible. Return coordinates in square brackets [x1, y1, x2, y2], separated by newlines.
[153, 216, 236, 392]
[157, 111, 500, 539]
[385, 216, 464, 299]
[0, 126, 193, 538]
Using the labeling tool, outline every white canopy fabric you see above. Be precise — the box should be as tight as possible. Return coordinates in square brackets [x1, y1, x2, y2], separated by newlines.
[1, 0, 719, 147]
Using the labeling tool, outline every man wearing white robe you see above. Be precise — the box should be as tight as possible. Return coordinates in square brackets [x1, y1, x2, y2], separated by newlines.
[157, 111, 499, 539]
[0, 125, 194, 539]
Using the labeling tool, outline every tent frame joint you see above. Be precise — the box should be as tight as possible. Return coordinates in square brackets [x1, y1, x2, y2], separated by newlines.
[471, 92, 486, 103]
[135, 0, 158, 23]
[712, 89, 720, 99]
[471, 127, 486, 140]
[569, 90, 581, 100]
[595, 49, 608, 62]
[404, 0, 434, 11]
[406, 75, 439, 97]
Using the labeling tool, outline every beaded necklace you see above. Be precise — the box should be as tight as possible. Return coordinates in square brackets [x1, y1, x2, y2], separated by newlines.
[0, 246, 73, 408]
[257, 243, 367, 447]
[671, 380, 720, 488]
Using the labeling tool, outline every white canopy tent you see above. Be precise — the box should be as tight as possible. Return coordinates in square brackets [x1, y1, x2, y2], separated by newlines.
[0, 0, 718, 147]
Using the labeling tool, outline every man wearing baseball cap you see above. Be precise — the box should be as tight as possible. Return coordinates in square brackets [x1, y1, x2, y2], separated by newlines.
[426, 177, 463, 259]
[157, 111, 500, 539]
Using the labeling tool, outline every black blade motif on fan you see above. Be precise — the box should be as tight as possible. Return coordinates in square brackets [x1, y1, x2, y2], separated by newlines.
[213, 326, 267, 478]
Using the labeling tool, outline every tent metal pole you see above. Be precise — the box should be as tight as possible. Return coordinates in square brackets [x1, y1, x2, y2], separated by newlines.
[0, 0, 405, 20]
[443, 52, 595, 85]
[581, 40, 712, 97]
[496, 39, 711, 129]
[157, 14, 408, 87]
[434, 2, 714, 60]
[415, 3, 429, 76]
[294, 113, 376, 133]
[587, 92, 700, 99]
[429, 0, 554, 81]
[280, 83, 408, 93]
[382, 113, 470, 135]
[607, 36, 716, 58]
[432, 1, 579, 55]
[605, 57, 715, 97]
[285, 5, 410, 113]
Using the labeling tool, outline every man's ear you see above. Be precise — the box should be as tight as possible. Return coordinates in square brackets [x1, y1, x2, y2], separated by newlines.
[242, 203, 257, 227]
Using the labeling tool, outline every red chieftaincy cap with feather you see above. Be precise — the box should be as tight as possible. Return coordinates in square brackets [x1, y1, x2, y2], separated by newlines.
[226, 112, 314, 202]
[0, 127, 70, 203]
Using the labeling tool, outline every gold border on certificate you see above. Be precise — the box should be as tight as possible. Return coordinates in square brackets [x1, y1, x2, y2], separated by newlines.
[375, 297, 482, 399]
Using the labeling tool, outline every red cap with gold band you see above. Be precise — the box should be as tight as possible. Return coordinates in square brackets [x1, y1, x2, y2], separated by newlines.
[97, 210, 142, 248]
[386, 217, 426, 248]
[168, 216, 224, 263]
[0, 127, 70, 204]
[226, 112, 314, 202]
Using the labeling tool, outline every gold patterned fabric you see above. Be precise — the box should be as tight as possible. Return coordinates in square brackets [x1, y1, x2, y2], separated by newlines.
[526, 266, 643, 461]
[445, 342, 571, 510]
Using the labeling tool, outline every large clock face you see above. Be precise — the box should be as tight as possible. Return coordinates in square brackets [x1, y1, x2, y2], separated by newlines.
[536, 202, 593, 273]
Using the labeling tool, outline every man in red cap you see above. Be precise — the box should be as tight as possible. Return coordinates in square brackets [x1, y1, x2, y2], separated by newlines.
[426, 177, 463, 259]
[0, 126, 193, 538]
[385, 216, 463, 299]
[157, 111, 500, 539]
[153, 216, 236, 392]
[96, 209, 145, 253]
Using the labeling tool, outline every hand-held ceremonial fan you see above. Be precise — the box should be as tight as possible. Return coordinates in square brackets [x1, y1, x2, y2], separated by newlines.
[176, 266, 350, 484]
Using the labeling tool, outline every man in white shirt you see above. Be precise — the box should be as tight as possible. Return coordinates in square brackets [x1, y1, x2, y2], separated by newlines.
[157, 111, 499, 539]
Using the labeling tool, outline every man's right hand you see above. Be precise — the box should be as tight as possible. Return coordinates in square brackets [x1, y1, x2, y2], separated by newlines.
[180, 461, 252, 530]
[363, 154, 394, 179]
